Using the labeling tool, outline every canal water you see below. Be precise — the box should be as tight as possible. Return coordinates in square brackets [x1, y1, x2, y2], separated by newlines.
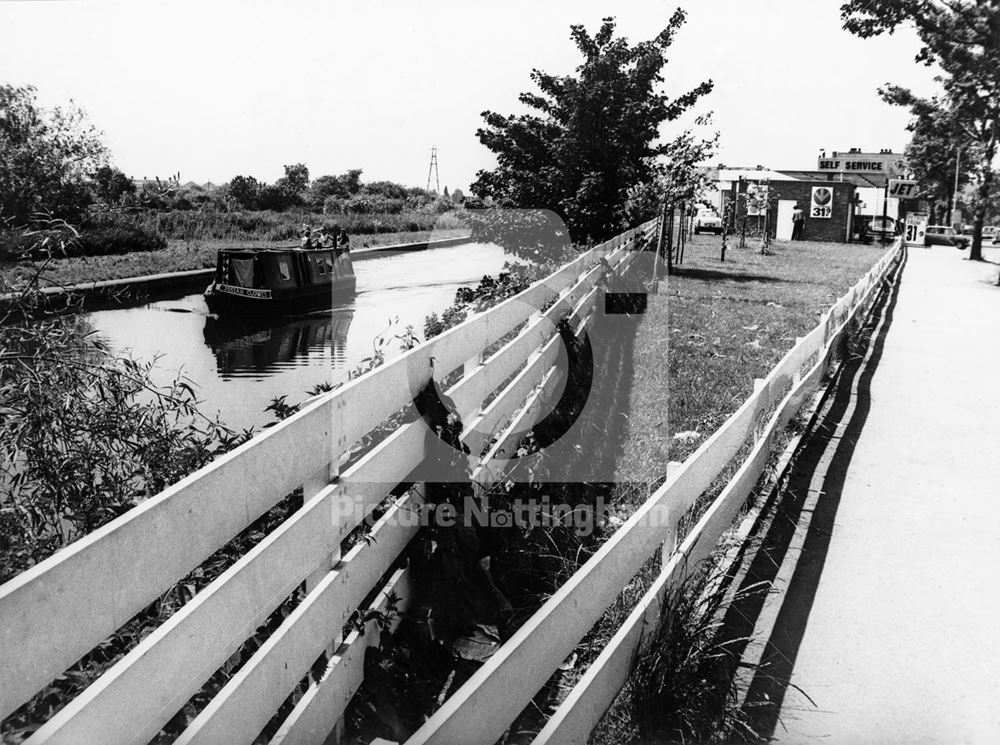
[85, 242, 507, 432]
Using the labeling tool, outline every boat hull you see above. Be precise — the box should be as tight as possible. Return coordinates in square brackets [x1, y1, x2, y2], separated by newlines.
[205, 275, 356, 316]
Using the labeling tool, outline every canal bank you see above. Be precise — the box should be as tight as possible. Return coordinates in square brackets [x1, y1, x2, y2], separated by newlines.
[0, 234, 472, 315]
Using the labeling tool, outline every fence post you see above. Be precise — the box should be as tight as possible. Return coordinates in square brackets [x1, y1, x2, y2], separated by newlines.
[304, 463, 336, 595]
[665, 201, 675, 275]
[678, 202, 688, 265]
[656, 200, 668, 268]
[721, 196, 729, 263]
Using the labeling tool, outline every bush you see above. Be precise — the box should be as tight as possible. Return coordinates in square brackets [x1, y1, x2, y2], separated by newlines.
[0, 229, 75, 263]
[74, 224, 166, 256]
[0, 223, 166, 262]
[343, 193, 406, 214]
[323, 196, 346, 215]
[0, 314, 238, 581]
[423, 265, 540, 339]
[114, 208, 464, 241]
[0, 307, 257, 742]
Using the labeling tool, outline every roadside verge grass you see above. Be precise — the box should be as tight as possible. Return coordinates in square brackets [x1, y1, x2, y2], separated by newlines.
[617, 235, 890, 489]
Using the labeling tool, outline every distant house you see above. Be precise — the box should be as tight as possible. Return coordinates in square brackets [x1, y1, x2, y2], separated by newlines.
[131, 177, 162, 190]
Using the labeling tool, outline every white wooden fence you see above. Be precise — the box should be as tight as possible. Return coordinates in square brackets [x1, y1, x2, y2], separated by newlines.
[404, 240, 904, 745]
[0, 219, 659, 745]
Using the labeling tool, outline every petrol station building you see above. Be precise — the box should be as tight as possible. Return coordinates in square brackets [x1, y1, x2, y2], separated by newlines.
[705, 149, 921, 243]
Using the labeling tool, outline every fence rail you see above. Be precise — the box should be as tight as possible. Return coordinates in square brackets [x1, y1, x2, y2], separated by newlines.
[405, 240, 904, 745]
[0, 218, 659, 744]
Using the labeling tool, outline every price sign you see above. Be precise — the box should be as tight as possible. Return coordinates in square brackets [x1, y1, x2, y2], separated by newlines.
[888, 179, 919, 199]
[810, 186, 833, 219]
[904, 212, 928, 247]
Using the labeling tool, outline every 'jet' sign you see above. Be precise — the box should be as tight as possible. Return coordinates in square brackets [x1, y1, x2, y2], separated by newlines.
[888, 179, 919, 199]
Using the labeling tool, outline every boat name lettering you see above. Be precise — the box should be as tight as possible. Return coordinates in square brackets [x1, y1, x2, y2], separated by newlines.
[217, 284, 273, 299]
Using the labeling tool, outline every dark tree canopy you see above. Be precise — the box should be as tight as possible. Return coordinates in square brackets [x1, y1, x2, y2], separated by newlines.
[0, 84, 109, 225]
[276, 162, 309, 198]
[224, 174, 261, 210]
[881, 86, 977, 224]
[841, 0, 1000, 259]
[471, 12, 713, 244]
[93, 165, 136, 206]
[306, 169, 363, 206]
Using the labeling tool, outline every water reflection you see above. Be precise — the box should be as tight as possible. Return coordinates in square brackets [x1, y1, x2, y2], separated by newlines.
[86, 241, 508, 430]
[203, 310, 354, 378]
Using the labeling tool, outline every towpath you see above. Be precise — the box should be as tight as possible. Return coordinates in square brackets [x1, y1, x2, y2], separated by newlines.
[735, 243, 1000, 744]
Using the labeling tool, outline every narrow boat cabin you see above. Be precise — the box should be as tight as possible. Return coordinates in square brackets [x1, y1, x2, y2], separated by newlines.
[205, 246, 355, 315]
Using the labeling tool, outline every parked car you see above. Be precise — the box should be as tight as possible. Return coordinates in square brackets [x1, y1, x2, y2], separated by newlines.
[693, 209, 723, 235]
[925, 225, 970, 249]
[982, 226, 1000, 245]
[865, 215, 897, 242]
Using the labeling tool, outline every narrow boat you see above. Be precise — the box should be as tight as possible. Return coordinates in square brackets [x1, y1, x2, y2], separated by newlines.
[204, 246, 356, 315]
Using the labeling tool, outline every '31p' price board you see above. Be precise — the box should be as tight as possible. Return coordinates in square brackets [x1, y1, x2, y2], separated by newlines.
[904, 212, 928, 247]
[810, 186, 833, 218]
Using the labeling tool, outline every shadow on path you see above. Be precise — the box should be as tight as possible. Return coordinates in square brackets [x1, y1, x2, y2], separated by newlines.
[710, 248, 907, 740]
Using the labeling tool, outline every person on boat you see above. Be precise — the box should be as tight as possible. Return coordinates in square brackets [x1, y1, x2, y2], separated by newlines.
[300, 224, 313, 250]
[337, 227, 350, 251]
[317, 227, 335, 249]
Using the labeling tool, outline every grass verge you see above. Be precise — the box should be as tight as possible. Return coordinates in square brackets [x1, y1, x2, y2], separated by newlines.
[616, 235, 890, 489]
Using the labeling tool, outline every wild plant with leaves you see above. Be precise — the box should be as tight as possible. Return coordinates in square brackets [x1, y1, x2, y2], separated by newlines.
[0, 306, 242, 582]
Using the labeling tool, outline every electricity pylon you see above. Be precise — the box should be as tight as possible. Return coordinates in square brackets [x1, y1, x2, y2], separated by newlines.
[426, 146, 440, 194]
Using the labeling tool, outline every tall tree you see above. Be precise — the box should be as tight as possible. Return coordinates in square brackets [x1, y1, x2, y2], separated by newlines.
[224, 174, 261, 210]
[0, 84, 108, 225]
[841, 0, 1000, 260]
[471, 12, 713, 244]
[93, 165, 136, 206]
[305, 169, 363, 207]
[276, 162, 309, 198]
[882, 87, 977, 223]
[958, 168, 1000, 223]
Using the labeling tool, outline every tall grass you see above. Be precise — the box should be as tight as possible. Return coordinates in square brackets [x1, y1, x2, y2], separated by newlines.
[112, 209, 464, 242]
[591, 555, 765, 745]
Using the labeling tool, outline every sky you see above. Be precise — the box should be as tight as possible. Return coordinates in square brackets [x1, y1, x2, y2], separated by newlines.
[1, 0, 942, 192]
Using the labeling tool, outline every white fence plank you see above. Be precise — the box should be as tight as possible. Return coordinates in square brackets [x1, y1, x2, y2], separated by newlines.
[0, 392, 337, 720]
[270, 565, 413, 745]
[25, 488, 338, 745]
[176, 493, 421, 745]
[472, 279, 605, 482]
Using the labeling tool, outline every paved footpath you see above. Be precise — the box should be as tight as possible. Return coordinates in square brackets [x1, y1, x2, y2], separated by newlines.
[749, 245, 1000, 744]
